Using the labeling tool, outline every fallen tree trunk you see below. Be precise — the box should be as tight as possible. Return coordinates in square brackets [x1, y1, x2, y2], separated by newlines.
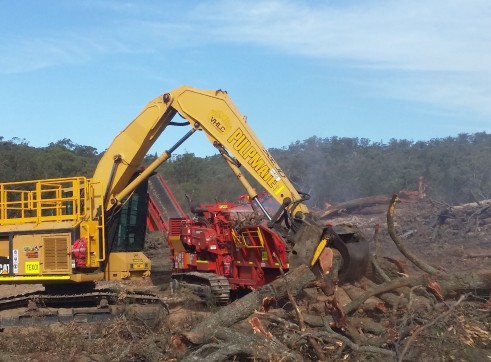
[465, 252, 491, 258]
[179, 193, 490, 361]
[344, 269, 491, 315]
[184, 264, 316, 344]
[435, 199, 491, 225]
[321, 195, 391, 218]
[446, 198, 491, 213]
[182, 327, 303, 362]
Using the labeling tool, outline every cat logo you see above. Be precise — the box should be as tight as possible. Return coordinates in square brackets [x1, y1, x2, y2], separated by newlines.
[0, 256, 9, 274]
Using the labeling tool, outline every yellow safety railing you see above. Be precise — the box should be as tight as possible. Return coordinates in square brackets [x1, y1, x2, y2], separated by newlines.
[232, 227, 265, 248]
[0, 176, 99, 226]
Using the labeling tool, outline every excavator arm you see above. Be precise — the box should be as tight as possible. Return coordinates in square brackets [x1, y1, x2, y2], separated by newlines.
[93, 86, 307, 216]
[93, 86, 368, 279]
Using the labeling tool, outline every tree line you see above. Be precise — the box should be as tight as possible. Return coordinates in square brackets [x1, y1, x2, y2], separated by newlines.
[1, 133, 490, 208]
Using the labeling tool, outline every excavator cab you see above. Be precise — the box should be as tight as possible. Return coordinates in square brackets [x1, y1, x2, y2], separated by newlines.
[105, 177, 149, 254]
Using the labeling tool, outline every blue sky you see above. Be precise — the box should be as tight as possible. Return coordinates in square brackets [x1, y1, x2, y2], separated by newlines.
[1, 0, 490, 156]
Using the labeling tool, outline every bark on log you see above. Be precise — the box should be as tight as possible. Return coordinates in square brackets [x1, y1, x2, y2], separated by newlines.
[465, 252, 491, 258]
[184, 264, 316, 344]
[321, 195, 391, 218]
[343, 271, 491, 315]
[446, 198, 491, 212]
[303, 313, 386, 336]
[357, 205, 387, 215]
[479, 217, 491, 226]
[346, 277, 409, 309]
[182, 327, 303, 362]
[435, 199, 491, 225]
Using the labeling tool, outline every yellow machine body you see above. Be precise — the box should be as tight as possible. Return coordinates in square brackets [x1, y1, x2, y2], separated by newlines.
[0, 176, 148, 283]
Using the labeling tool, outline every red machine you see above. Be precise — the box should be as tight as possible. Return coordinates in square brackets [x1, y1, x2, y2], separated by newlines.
[147, 174, 187, 233]
[166, 199, 288, 302]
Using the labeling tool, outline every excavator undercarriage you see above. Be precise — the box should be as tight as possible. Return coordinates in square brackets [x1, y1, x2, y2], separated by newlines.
[0, 283, 168, 327]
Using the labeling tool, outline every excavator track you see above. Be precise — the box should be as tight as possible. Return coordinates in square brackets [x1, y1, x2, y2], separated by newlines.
[0, 289, 168, 327]
[172, 272, 231, 304]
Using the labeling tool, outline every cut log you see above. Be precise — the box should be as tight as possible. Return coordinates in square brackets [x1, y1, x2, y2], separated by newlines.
[184, 264, 316, 345]
[465, 252, 491, 258]
[357, 205, 387, 215]
[343, 271, 491, 315]
[181, 327, 303, 362]
[446, 198, 491, 212]
[435, 199, 491, 225]
[321, 195, 391, 218]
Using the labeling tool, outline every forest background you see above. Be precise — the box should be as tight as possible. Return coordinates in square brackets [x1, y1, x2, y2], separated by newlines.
[1, 132, 490, 209]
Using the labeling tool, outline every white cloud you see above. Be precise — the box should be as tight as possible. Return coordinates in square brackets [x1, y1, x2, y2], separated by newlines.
[4, 1, 490, 74]
[1, 0, 490, 120]
[184, 0, 491, 119]
[0, 31, 131, 73]
[192, 0, 491, 73]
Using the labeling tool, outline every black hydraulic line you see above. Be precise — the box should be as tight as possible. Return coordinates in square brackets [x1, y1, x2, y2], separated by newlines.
[103, 156, 121, 208]
[167, 129, 195, 154]
[169, 121, 189, 126]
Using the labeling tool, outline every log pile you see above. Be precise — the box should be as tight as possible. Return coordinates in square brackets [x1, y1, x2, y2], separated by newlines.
[165, 194, 490, 361]
[433, 198, 491, 237]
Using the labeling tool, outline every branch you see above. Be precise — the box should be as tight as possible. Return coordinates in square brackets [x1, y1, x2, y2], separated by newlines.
[371, 223, 392, 282]
[275, 254, 326, 362]
[343, 270, 490, 315]
[387, 194, 441, 275]
[397, 294, 467, 362]
[312, 318, 396, 358]
[344, 275, 418, 315]
[182, 327, 302, 362]
[184, 264, 315, 344]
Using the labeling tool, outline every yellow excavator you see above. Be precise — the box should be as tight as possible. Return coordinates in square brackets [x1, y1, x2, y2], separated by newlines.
[0, 86, 369, 300]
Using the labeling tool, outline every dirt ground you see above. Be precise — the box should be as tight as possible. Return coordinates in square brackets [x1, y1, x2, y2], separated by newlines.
[0, 198, 489, 361]
[326, 199, 491, 274]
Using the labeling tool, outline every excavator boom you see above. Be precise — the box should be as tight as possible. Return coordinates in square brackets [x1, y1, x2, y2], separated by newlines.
[94, 87, 308, 218]
[94, 86, 368, 279]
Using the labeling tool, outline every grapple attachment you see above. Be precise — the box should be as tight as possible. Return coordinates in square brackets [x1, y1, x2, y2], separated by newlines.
[286, 217, 369, 282]
[328, 224, 370, 282]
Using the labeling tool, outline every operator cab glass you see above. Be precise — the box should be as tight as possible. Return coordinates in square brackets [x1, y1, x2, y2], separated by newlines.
[110, 180, 149, 252]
